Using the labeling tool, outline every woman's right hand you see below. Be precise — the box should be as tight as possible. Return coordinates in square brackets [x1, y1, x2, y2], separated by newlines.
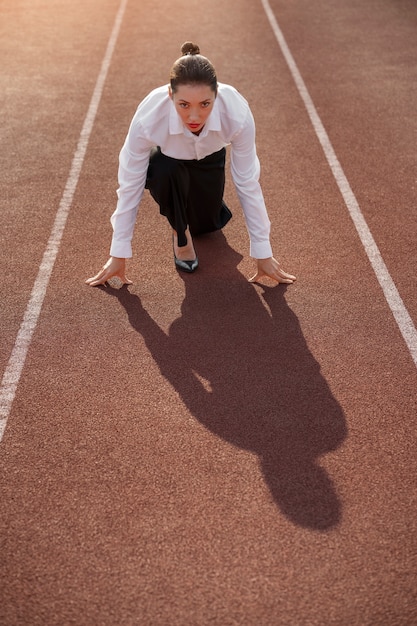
[85, 257, 133, 287]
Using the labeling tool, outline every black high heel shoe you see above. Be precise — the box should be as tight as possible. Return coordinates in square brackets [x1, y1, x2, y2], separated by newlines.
[173, 234, 198, 273]
[174, 254, 199, 273]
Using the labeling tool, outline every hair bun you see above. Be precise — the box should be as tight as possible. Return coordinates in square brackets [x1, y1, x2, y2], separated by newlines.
[181, 41, 200, 56]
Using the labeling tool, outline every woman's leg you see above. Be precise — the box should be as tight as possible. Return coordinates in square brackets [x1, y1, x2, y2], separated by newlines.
[145, 147, 190, 248]
[145, 147, 232, 261]
[185, 148, 232, 237]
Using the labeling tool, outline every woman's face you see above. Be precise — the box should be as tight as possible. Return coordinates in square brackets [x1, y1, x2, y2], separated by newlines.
[169, 83, 216, 134]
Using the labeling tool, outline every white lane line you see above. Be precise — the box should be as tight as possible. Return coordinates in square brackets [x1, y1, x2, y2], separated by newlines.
[261, 0, 417, 368]
[0, 0, 129, 442]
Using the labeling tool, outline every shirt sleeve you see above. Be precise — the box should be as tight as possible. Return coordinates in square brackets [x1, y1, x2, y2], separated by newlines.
[230, 108, 272, 259]
[109, 118, 153, 258]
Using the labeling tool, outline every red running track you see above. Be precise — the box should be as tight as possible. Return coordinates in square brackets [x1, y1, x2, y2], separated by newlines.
[1, 0, 417, 624]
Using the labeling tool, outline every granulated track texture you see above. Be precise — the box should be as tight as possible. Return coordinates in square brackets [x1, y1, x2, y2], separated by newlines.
[1, 0, 416, 624]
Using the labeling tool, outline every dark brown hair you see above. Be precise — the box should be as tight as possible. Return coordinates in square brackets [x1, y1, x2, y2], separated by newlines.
[170, 42, 217, 94]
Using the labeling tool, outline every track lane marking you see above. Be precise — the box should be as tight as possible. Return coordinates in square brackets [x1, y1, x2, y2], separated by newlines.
[261, 0, 417, 368]
[0, 0, 129, 442]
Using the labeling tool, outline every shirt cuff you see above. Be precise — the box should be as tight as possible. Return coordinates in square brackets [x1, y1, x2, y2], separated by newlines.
[249, 239, 273, 259]
[110, 237, 133, 259]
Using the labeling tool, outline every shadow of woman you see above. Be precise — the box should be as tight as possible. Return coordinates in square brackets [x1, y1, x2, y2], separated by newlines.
[100, 232, 347, 531]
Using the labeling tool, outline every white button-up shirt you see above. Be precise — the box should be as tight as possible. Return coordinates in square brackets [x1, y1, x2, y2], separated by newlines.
[110, 82, 272, 259]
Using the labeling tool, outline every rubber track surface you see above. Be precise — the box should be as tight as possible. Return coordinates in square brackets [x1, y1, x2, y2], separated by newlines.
[1, 0, 417, 624]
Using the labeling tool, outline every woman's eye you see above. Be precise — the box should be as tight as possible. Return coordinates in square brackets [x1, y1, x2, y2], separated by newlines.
[201, 102, 210, 108]
[179, 103, 189, 108]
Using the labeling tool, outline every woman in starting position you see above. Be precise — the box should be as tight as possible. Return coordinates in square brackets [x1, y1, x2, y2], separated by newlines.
[86, 42, 295, 286]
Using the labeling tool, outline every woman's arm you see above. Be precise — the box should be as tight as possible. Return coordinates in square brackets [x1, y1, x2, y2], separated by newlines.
[230, 108, 272, 260]
[86, 116, 153, 286]
[109, 124, 153, 259]
[230, 108, 295, 283]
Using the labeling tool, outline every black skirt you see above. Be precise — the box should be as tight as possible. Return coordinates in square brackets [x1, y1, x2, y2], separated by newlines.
[145, 146, 232, 247]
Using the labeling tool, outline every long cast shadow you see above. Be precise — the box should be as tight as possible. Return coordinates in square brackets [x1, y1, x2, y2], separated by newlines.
[100, 232, 347, 530]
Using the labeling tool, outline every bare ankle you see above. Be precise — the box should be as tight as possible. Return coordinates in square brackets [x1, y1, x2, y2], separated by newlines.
[173, 228, 196, 260]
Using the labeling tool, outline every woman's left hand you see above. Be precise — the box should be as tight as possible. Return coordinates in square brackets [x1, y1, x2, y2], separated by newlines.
[249, 257, 296, 284]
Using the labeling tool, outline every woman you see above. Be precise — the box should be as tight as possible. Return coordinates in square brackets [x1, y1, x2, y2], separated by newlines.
[86, 42, 295, 286]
